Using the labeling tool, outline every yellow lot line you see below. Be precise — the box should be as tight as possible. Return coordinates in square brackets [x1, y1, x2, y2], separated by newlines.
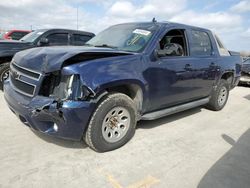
[98, 169, 160, 188]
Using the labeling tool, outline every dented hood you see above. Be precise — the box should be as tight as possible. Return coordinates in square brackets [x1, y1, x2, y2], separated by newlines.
[13, 46, 134, 73]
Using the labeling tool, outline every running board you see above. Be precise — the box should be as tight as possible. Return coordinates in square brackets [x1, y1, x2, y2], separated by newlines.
[141, 97, 210, 120]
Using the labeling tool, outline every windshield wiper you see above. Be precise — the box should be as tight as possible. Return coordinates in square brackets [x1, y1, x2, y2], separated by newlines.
[84, 43, 93, 47]
[94, 44, 118, 49]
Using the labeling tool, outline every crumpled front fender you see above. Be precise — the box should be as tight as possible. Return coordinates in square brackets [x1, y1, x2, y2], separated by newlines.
[4, 81, 96, 140]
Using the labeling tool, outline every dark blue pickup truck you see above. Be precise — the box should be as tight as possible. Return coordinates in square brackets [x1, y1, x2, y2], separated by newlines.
[4, 21, 242, 152]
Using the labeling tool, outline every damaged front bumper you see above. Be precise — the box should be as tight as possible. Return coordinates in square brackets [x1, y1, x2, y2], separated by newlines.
[4, 80, 96, 141]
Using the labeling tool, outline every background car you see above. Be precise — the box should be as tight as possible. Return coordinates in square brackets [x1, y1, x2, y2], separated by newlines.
[0, 28, 95, 89]
[2, 30, 31, 40]
[239, 58, 250, 85]
[0, 31, 6, 40]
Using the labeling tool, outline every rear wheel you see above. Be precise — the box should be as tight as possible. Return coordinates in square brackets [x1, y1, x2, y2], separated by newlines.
[85, 93, 137, 152]
[206, 79, 229, 111]
[0, 63, 10, 90]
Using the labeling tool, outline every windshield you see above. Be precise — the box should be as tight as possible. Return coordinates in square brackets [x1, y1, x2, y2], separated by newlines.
[86, 23, 159, 52]
[19, 30, 46, 43]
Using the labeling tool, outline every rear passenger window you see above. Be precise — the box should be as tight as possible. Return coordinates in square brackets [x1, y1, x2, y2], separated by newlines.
[190, 30, 212, 56]
[72, 34, 92, 45]
[47, 33, 69, 45]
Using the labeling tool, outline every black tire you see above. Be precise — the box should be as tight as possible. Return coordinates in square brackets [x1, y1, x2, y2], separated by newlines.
[0, 63, 10, 91]
[85, 93, 137, 152]
[206, 79, 229, 111]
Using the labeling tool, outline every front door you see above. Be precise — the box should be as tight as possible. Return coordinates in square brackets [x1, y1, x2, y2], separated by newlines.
[144, 28, 200, 112]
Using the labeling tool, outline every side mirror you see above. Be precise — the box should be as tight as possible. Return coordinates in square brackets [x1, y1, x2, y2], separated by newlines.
[39, 38, 49, 46]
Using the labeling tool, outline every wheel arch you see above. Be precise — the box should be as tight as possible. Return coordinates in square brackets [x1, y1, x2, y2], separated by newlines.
[0, 56, 13, 65]
[94, 80, 145, 114]
[220, 71, 234, 89]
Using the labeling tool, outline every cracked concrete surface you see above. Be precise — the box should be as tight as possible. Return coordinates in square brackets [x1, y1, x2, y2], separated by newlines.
[0, 86, 250, 188]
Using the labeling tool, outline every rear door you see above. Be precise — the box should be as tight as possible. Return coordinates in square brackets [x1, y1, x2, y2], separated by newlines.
[186, 29, 218, 98]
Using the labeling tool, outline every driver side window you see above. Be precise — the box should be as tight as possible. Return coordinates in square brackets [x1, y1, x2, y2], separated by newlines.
[159, 29, 187, 57]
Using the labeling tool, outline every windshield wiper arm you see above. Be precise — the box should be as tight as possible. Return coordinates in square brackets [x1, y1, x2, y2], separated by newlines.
[84, 43, 93, 46]
[94, 44, 118, 49]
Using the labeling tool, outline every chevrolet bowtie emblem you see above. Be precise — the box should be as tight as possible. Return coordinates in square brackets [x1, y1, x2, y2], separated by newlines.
[12, 70, 20, 80]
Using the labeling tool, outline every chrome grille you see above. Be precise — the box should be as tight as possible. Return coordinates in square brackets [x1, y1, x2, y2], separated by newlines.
[11, 63, 41, 80]
[10, 63, 41, 97]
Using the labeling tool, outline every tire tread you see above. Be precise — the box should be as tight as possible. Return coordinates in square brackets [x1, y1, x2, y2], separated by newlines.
[85, 92, 136, 152]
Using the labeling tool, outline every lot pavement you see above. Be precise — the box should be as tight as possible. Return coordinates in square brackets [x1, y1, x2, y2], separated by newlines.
[0, 86, 250, 188]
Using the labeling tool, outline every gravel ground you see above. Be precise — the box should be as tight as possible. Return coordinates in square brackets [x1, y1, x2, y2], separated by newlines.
[0, 86, 250, 188]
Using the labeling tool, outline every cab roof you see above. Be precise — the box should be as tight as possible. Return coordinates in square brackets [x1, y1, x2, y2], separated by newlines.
[113, 21, 211, 33]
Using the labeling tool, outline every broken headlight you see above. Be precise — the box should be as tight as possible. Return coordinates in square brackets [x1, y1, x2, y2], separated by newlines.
[51, 74, 81, 100]
[40, 73, 93, 101]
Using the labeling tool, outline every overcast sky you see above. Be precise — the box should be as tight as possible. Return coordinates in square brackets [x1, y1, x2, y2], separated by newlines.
[0, 0, 249, 51]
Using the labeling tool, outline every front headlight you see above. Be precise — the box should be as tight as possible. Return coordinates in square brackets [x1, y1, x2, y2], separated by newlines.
[53, 74, 81, 100]
[40, 73, 94, 101]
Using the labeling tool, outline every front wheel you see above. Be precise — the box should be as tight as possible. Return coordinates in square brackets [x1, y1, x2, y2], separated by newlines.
[206, 79, 229, 111]
[85, 93, 137, 152]
[0, 63, 10, 90]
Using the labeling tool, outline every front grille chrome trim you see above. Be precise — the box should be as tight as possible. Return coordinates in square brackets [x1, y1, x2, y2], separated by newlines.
[11, 63, 41, 81]
[10, 62, 42, 97]
[10, 80, 36, 97]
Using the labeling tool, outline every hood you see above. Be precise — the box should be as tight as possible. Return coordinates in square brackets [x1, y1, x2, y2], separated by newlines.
[0, 40, 31, 55]
[13, 46, 135, 73]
